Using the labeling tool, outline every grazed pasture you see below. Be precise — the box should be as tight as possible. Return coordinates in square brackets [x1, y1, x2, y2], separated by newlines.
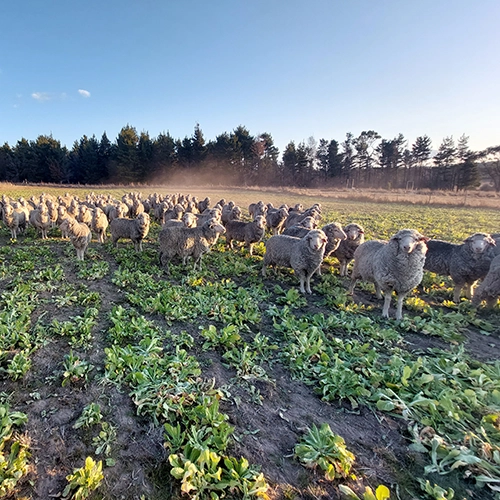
[1, 184, 500, 500]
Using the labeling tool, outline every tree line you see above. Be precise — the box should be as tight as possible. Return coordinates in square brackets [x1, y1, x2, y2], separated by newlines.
[1, 124, 499, 191]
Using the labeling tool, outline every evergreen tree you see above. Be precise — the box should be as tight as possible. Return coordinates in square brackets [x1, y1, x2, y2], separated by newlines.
[97, 132, 112, 183]
[0, 143, 15, 181]
[151, 132, 176, 181]
[341, 133, 355, 185]
[252, 132, 279, 185]
[112, 125, 140, 183]
[282, 141, 298, 185]
[412, 135, 432, 167]
[137, 131, 154, 181]
[191, 123, 207, 165]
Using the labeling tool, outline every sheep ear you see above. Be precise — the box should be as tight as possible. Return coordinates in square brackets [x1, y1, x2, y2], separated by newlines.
[420, 236, 430, 242]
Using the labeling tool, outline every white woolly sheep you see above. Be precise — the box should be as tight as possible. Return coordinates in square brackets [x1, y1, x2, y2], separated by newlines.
[282, 216, 318, 238]
[265, 206, 289, 235]
[330, 223, 365, 276]
[349, 228, 429, 320]
[224, 215, 267, 255]
[424, 232, 496, 302]
[29, 204, 51, 239]
[158, 218, 226, 272]
[66, 217, 92, 261]
[2, 204, 23, 239]
[262, 229, 328, 294]
[472, 255, 500, 309]
[109, 213, 151, 251]
[91, 207, 109, 243]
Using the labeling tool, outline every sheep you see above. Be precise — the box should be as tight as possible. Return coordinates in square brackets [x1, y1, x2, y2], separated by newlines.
[2, 204, 21, 239]
[163, 212, 198, 229]
[224, 215, 267, 255]
[78, 204, 93, 228]
[262, 229, 328, 294]
[282, 216, 318, 238]
[109, 212, 151, 251]
[29, 203, 51, 239]
[197, 197, 211, 213]
[158, 218, 226, 272]
[66, 217, 92, 261]
[471, 255, 500, 309]
[91, 207, 109, 243]
[423, 232, 496, 302]
[249, 201, 267, 218]
[284, 205, 321, 229]
[330, 223, 365, 276]
[349, 228, 429, 320]
[197, 207, 222, 226]
[266, 206, 289, 235]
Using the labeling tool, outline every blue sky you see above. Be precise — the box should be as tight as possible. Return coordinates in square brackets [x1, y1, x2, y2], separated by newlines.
[1, 0, 499, 155]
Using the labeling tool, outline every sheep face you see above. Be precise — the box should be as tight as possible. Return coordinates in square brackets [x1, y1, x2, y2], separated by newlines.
[324, 223, 347, 242]
[306, 230, 328, 251]
[206, 218, 226, 235]
[392, 230, 429, 254]
[182, 212, 197, 228]
[345, 224, 364, 240]
[254, 215, 266, 229]
[465, 233, 496, 254]
[138, 212, 150, 230]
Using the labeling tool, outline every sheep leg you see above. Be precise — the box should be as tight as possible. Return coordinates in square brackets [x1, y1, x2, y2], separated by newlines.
[298, 273, 307, 294]
[348, 278, 357, 294]
[395, 293, 407, 320]
[339, 262, 347, 277]
[453, 284, 463, 303]
[382, 293, 392, 318]
[305, 271, 314, 294]
[374, 283, 383, 300]
[464, 283, 473, 300]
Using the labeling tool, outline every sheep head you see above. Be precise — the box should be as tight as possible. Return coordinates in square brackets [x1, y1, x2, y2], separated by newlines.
[391, 229, 429, 254]
[345, 223, 364, 240]
[305, 229, 328, 251]
[465, 233, 496, 254]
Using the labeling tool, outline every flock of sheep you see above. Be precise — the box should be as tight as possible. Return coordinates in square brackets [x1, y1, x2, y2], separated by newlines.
[1, 191, 499, 319]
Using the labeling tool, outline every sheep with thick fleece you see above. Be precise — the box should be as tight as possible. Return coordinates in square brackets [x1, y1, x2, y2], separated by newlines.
[29, 203, 51, 239]
[330, 223, 365, 276]
[262, 229, 328, 294]
[158, 218, 226, 272]
[66, 217, 92, 261]
[349, 229, 429, 320]
[110, 212, 150, 251]
[224, 215, 267, 255]
[91, 207, 109, 243]
[284, 205, 321, 230]
[282, 216, 318, 238]
[424, 232, 496, 302]
[266, 206, 289, 235]
[472, 255, 500, 309]
[2, 204, 22, 239]
[162, 212, 198, 229]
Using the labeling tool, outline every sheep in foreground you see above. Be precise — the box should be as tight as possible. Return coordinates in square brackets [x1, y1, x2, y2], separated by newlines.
[2, 204, 22, 239]
[330, 223, 365, 276]
[109, 213, 151, 251]
[423, 232, 496, 302]
[349, 228, 429, 320]
[472, 255, 500, 309]
[91, 207, 109, 243]
[158, 218, 226, 272]
[316, 222, 347, 275]
[224, 215, 267, 255]
[29, 204, 51, 239]
[66, 217, 92, 261]
[262, 229, 328, 294]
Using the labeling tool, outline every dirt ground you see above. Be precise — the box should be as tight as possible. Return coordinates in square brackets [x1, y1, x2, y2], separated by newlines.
[1, 232, 499, 500]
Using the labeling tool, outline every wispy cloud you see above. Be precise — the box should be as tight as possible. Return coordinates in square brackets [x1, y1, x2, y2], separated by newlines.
[78, 89, 91, 98]
[31, 92, 51, 101]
